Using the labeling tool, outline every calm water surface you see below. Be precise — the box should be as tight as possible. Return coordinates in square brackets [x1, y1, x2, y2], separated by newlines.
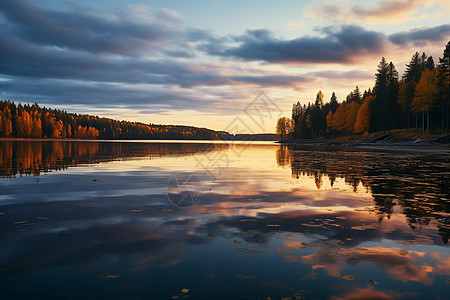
[0, 140, 449, 299]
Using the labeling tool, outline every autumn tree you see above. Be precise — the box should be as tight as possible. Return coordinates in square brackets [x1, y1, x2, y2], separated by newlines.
[412, 69, 438, 135]
[331, 101, 360, 134]
[354, 95, 374, 133]
[1, 107, 13, 137]
[276, 117, 294, 140]
[397, 80, 415, 128]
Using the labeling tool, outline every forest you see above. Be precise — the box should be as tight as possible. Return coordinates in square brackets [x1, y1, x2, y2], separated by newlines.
[0, 101, 228, 140]
[277, 41, 450, 140]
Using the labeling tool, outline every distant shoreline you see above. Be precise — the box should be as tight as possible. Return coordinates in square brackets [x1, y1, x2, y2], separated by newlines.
[0, 138, 279, 143]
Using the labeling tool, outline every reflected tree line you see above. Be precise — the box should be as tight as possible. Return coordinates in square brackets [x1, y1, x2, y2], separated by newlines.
[0, 141, 225, 178]
[276, 145, 450, 243]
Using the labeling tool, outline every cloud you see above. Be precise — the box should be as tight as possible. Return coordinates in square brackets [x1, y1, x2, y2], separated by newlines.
[302, 247, 443, 285]
[351, 0, 426, 24]
[0, 0, 447, 123]
[388, 24, 450, 46]
[0, 0, 317, 114]
[0, 0, 182, 56]
[206, 25, 387, 64]
[330, 286, 394, 300]
[304, 0, 433, 25]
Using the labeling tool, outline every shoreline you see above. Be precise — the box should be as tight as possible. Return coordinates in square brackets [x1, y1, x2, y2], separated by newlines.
[277, 137, 450, 153]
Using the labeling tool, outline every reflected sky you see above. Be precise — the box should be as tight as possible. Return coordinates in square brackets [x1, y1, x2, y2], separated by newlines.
[0, 141, 449, 299]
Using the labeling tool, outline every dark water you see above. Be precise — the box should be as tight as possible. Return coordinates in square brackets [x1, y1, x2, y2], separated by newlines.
[0, 140, 449, 299]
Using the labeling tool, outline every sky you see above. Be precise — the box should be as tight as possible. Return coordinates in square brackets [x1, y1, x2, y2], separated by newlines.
[0, 0, 449, 133]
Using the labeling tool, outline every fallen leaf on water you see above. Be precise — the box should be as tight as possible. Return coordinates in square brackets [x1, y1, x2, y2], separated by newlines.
[300, 272, 317, 281]
[233, 240, 242, 243]
[181, 289, 189, 293]
[131, 210, 143, 212]
[284, 255, 303, 263]
[266, 224, 280, 227]
[341, 275, 355, 281]
[234, 247, 263, 255]
[100, 274, 119, 279]
[277, 247, 294, 253]
[172, 296, 180, 299]
[160, 209, 174, 212]
[206, 236, 216, 240]
[14, 221, 28, 224]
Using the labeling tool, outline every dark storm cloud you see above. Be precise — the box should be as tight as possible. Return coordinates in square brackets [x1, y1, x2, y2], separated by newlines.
[0, 0, 181, 56]
[388, 24, 450, 46]
[206, 25, 387, 64]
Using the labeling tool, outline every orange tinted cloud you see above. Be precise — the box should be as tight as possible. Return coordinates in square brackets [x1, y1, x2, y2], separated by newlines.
[301, 247, 447, 284]
[305, 0, 432, 25]
[330, 285, 394, 300]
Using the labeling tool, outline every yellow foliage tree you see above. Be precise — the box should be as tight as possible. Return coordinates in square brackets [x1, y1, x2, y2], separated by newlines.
[31, 111, 42, 138]
[354, 95, 374, 133]
[331, 102, 360, 134]
[276, 117, 294, 140]
[1, 107, 13, 137]
[412, 69, 438, 134]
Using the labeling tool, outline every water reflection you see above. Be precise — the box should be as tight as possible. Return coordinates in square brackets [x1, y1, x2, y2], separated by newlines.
[0, 140, 227, 177]
[0, 141, 449, 299]
[277, 145, 450, 244]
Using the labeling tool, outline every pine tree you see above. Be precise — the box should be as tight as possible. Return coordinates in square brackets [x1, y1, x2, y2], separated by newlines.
[387, 62, 400, 131]
[404, 52, 423, 83]
[371, 57, 389, 132]
[437, 41, 450, 132]
[329, 92, 338, 113]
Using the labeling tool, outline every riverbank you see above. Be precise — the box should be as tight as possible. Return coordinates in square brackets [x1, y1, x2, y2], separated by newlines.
[278, 129, 450, 152]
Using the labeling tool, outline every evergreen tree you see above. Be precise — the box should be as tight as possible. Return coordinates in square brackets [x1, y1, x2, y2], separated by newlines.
[404, 52, 423, 83]
[425, 56, 435, 70]
[371, 57, 389, 132]
[437, 41, 450, 131]
[387, 62, 400, 131]
[329, 92, 338, 113]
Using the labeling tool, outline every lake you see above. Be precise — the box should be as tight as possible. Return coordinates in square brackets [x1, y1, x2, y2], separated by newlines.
[0, 140, 449, 299]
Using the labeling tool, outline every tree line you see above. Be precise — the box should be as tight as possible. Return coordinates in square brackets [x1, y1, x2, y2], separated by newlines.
[277, 41, 450, 140]
[0, 101, 227, 140]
